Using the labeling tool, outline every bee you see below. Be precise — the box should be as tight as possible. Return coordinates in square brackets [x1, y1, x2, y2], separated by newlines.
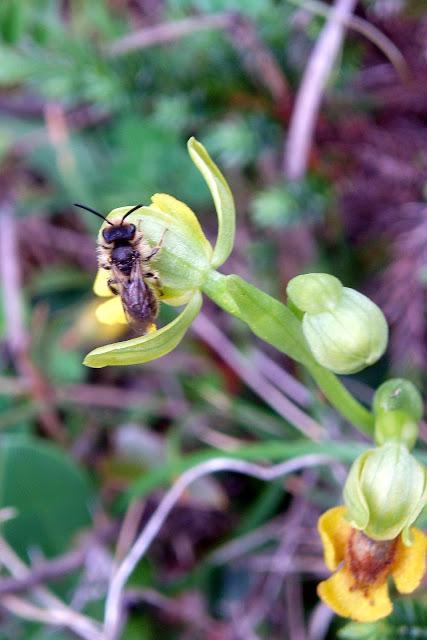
[74, 203, 167, 334]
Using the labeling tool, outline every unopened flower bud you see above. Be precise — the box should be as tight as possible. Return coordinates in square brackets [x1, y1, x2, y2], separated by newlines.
[373, 379, 423, 449]
[344, 443, 427, 544]
[287, 274, 388, 374]
[374, 410, 418, 449]
[373, 379, 423, 421]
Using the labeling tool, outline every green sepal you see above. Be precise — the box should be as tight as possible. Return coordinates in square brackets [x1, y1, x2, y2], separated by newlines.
[287, 273, 343, 314]
[84, 290, 202, 368]
[222, 274, 316, 367]
[343, 451, 370, 531]
[344, 444, 427, 543]
[187, 137, 235, 269]
[302, 288, 389, 375]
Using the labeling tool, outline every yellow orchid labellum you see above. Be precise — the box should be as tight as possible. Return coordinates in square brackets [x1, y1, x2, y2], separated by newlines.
[318, 506, 427, 622]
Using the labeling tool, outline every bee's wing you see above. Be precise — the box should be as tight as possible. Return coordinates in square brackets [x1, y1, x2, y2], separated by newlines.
[117, 260, 158, 334]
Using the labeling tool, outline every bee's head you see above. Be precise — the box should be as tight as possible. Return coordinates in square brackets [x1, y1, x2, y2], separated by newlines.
[73, 203, 143, 240]
[102, 223, 136, 244]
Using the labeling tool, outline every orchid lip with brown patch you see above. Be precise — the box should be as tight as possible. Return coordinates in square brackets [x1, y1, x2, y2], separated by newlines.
[346, 529, 398, 589]
[317, 506, 427, 622]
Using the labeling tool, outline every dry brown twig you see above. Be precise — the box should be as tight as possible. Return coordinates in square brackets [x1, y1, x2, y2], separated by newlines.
[103, 453, 335, 639]
[283, 0, 358, 180]
[0, 200, 66, 442]
[192, 312, 324, 440]
[0, 527, 102, 640]
[108, 11, 290, 106]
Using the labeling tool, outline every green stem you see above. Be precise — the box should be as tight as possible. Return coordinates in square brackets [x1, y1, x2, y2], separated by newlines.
[202, 269, 374, 437]
[202, 269, 245, 321]
[307, 363, 374, 436]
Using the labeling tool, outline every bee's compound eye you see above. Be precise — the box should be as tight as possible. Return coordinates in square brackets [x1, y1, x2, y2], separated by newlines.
[128, 224, 136, 234]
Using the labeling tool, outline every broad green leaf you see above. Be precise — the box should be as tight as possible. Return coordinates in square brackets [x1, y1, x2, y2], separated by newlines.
[225, 275, 316, 367]
[187, 137, 235, 269]
[84, 290, 202, 367]
[0, 435, 92, 561]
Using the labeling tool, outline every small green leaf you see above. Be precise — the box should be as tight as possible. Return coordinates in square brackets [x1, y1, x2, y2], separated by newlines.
[187, 137, 235, 269]
[84, 290, 202, 367]
[225, 275, 315, 367]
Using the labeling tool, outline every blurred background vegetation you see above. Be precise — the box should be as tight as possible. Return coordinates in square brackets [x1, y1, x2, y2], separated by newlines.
[0, 0, 425, 638]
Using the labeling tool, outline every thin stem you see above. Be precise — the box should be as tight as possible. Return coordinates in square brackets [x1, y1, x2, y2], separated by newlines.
[0, 536, 102, 640]
[286, 0, 408, 82]
[307, 363, 374, 436]
[108, 13, 232, 55]
[104, 453, 333, 639]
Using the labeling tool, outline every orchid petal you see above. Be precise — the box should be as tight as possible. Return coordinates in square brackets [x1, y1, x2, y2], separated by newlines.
[84, 290, 202, 368]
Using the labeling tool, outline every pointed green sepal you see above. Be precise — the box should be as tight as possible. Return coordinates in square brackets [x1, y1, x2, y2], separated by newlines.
[288, 274, 388, 374]
[187, 137, 235, 269]
[344, 443, 427, 543]
[84, 290, 202, 368]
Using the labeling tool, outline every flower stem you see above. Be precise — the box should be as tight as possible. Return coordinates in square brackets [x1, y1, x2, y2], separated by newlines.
[203, 269, 374, 437]
[307, 362, 374, 436]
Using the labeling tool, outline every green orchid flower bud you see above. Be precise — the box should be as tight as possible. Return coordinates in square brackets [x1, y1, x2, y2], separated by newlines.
[343, 443, 427, 545]
[373, 379, 423, 421]
[287, 273, 388, 375]
[373, 379, 423, 448]
[374, 410, 419, 449]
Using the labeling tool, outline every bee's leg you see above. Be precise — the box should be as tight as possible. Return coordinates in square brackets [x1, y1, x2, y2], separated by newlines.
[144, 227, 168, 261]
[107, 279, 118, 295]
[145, 272, 163, 296]
[99, 256, 112, 270]
[133, 220, 144, 244]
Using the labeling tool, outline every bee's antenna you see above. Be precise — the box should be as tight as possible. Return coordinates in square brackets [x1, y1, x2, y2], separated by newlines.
[121, 204, 143, 225]
[73, 203, 114, 226]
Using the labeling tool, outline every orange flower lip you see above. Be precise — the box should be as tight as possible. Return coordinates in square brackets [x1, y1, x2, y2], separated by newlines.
[317, 506, 427, 622]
